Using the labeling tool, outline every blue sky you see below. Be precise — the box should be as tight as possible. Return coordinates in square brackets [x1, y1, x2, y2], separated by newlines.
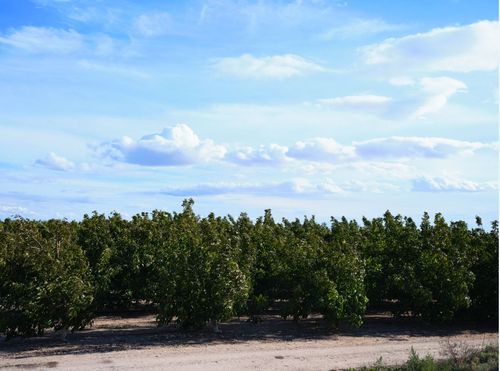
[0, 0, 498, 223]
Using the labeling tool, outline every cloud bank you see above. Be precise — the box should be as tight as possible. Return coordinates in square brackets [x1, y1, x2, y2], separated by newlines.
[161, 179, 342, 197]
[96, 124, 495, 167]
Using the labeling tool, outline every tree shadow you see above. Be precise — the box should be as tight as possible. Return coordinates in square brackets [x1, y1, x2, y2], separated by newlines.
[1, 312, 497, 358]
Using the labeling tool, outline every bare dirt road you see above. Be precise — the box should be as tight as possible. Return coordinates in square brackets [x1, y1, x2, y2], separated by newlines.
[1, 314, 497, 370]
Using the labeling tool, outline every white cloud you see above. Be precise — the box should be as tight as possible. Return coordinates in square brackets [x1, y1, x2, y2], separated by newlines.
[354, 137, 493, 159]
[287, 138, 356, 162]
[226, 135, 486, 166]
[320, 18, 402, 40]
[320, 179, 345, 193]
[362, 20, 499, 72]
[227, 145, 388, 171]
[35, 152, 75, 171]
[412, 176, 497, 192]
[0, 26, 83, 54]
[226, 144, 289, 166]
[97, 124, 226, 166]
[214, 54, 326, 79]
[134, 12, 172, 37]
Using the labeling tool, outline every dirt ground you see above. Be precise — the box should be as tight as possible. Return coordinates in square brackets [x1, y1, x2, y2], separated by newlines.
[0, 313, 497, 370]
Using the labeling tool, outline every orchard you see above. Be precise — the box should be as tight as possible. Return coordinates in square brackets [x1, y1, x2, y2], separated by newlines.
[0, 200, 497, 339]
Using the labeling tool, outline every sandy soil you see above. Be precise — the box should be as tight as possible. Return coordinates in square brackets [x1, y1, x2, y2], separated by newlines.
[0, 314, 497, 370]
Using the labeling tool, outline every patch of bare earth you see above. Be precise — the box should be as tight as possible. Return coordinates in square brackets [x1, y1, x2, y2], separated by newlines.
[0, 313, 497, 370]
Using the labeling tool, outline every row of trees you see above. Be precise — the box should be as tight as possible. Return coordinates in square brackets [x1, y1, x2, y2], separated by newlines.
[0, 200, 497, 339]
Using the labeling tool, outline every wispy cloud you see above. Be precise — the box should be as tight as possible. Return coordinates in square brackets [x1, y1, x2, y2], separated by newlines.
[318, 76, 467, 119]
[161, 179, 342, 197]
[411, 77, 467, 119]
[214, 54, 326, 79]
[78, 60, 150, 79]
[361, 20, 499, 72]
[0, 26, 84, 54]
[0, 191, 91, 204]
[318, 95, 392, 106]
[354, 137, 493, 159]
[318, 95, 392, 115]
[35, 152, 75, 171]
[159, 177, 406, 197]
[412, 176, 497, 192]
[134, 12, 172, 37]
[197, 0, 345, 35]
[31, 0, 125, 29]
[320, 18, 403, 40]
[0, 26, 120, 56]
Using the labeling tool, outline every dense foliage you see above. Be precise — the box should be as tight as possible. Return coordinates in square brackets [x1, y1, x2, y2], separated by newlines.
[361, 212, 477, 321]
[0, 200, 497, 338]
[0, 219, 93, 339]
